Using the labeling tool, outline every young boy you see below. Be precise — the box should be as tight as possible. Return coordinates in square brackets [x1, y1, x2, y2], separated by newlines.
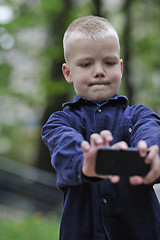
[41, 16, 160, 240]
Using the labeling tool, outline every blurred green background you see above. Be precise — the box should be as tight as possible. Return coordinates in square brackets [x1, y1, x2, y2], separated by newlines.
[0, 0, 160, 239]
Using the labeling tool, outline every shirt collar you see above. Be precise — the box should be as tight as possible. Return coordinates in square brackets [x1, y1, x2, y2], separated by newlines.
[62, 93, 129, 108]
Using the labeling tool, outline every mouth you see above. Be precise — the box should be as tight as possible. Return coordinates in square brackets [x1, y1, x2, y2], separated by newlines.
[89, 82, 109, 86]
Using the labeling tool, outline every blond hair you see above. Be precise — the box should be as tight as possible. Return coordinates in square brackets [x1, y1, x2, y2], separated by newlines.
[63, 16, 120, 62]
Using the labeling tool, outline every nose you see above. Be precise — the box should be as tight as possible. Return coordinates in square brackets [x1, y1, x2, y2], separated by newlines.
[93, 63, 105, 78]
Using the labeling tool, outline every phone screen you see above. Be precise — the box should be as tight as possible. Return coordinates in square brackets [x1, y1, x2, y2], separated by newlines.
[95, 148, 150, 177]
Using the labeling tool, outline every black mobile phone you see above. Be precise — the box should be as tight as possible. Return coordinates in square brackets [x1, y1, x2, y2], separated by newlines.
[95, 147, 150, 177]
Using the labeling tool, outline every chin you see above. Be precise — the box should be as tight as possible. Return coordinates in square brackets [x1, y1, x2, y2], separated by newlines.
[93, 96, 108, 103]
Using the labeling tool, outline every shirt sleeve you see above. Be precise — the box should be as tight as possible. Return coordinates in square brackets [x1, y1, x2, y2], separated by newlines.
[131, 105, 160, 184]
[131, 105, 160, 149]
[41, 110, 86, 187]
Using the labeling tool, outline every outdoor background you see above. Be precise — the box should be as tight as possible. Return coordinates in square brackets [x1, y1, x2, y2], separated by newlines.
[0, 0, 160, 239]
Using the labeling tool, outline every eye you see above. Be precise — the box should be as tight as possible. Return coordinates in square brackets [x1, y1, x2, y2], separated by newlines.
[105, 61, 115, 66]
[80, 62, 92, 68]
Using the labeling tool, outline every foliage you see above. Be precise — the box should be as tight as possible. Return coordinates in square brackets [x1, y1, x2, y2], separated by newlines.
[0, 0, 160, 164]
[0, 212, 60, 240]
[129, 0, 160, 110]
[0, 0, 160, 238]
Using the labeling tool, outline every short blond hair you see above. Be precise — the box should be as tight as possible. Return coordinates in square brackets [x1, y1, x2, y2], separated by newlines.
[63, 16, 120, 62]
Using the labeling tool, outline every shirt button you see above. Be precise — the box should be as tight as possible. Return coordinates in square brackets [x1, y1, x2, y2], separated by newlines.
[98, 108, 102, 113]
[102, 198, 107, 204]
[128, 127, 132, 133]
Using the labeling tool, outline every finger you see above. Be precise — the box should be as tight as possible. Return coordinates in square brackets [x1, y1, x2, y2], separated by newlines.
[100, 130, 113, 147]
[143, 155, 160, 184]
[109, 175, 120, 183]
[112, 141, 128, 150]
[137, 140, 148, 158]
[143, 171, 157, 184]
[81, 141, 90, 152]
[90, 133, 103, 146]
[129, 176, 144, 185]
[146, 145, 159, 164]
[96, 174, 120, 183]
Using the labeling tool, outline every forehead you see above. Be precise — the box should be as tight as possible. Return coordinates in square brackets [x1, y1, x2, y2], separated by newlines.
[67, 35, 120, 62]
[64, 30, 120, 62]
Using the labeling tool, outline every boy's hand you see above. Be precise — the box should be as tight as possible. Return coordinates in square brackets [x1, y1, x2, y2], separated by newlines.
[82, 134, 160, 185]
[129, 140, 160, 185]
[81, 130, 128, 183]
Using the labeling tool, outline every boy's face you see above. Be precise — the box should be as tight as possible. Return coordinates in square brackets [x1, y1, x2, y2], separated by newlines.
[62, 35, 123, 103]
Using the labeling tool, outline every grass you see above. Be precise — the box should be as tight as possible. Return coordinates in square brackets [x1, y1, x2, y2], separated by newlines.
[0, 211, 60, 240]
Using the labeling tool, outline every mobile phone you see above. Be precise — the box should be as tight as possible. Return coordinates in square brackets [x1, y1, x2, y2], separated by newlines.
[95, 147, 150, 177]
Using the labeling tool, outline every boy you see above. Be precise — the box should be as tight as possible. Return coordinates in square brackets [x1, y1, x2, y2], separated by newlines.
[41, 16, 160, 240]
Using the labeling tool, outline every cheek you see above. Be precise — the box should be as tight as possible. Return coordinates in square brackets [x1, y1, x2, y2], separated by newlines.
[76, 72, 89, 84]
[110, 69, 122, 82]
[73, 76, 86, 93]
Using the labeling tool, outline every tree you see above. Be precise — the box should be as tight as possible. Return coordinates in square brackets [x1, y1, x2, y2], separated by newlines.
[35, 0, 72, 172]
[0, 0, 159, 170]
[35, 0, 105, 172]
[122, 0, 134, 105]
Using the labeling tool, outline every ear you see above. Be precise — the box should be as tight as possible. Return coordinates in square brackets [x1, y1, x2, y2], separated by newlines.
[62, 63, 72, 83]
[120, 59, 123, 78]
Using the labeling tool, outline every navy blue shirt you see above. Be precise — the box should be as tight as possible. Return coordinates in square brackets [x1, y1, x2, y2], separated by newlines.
[42, 94, 160, 240]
